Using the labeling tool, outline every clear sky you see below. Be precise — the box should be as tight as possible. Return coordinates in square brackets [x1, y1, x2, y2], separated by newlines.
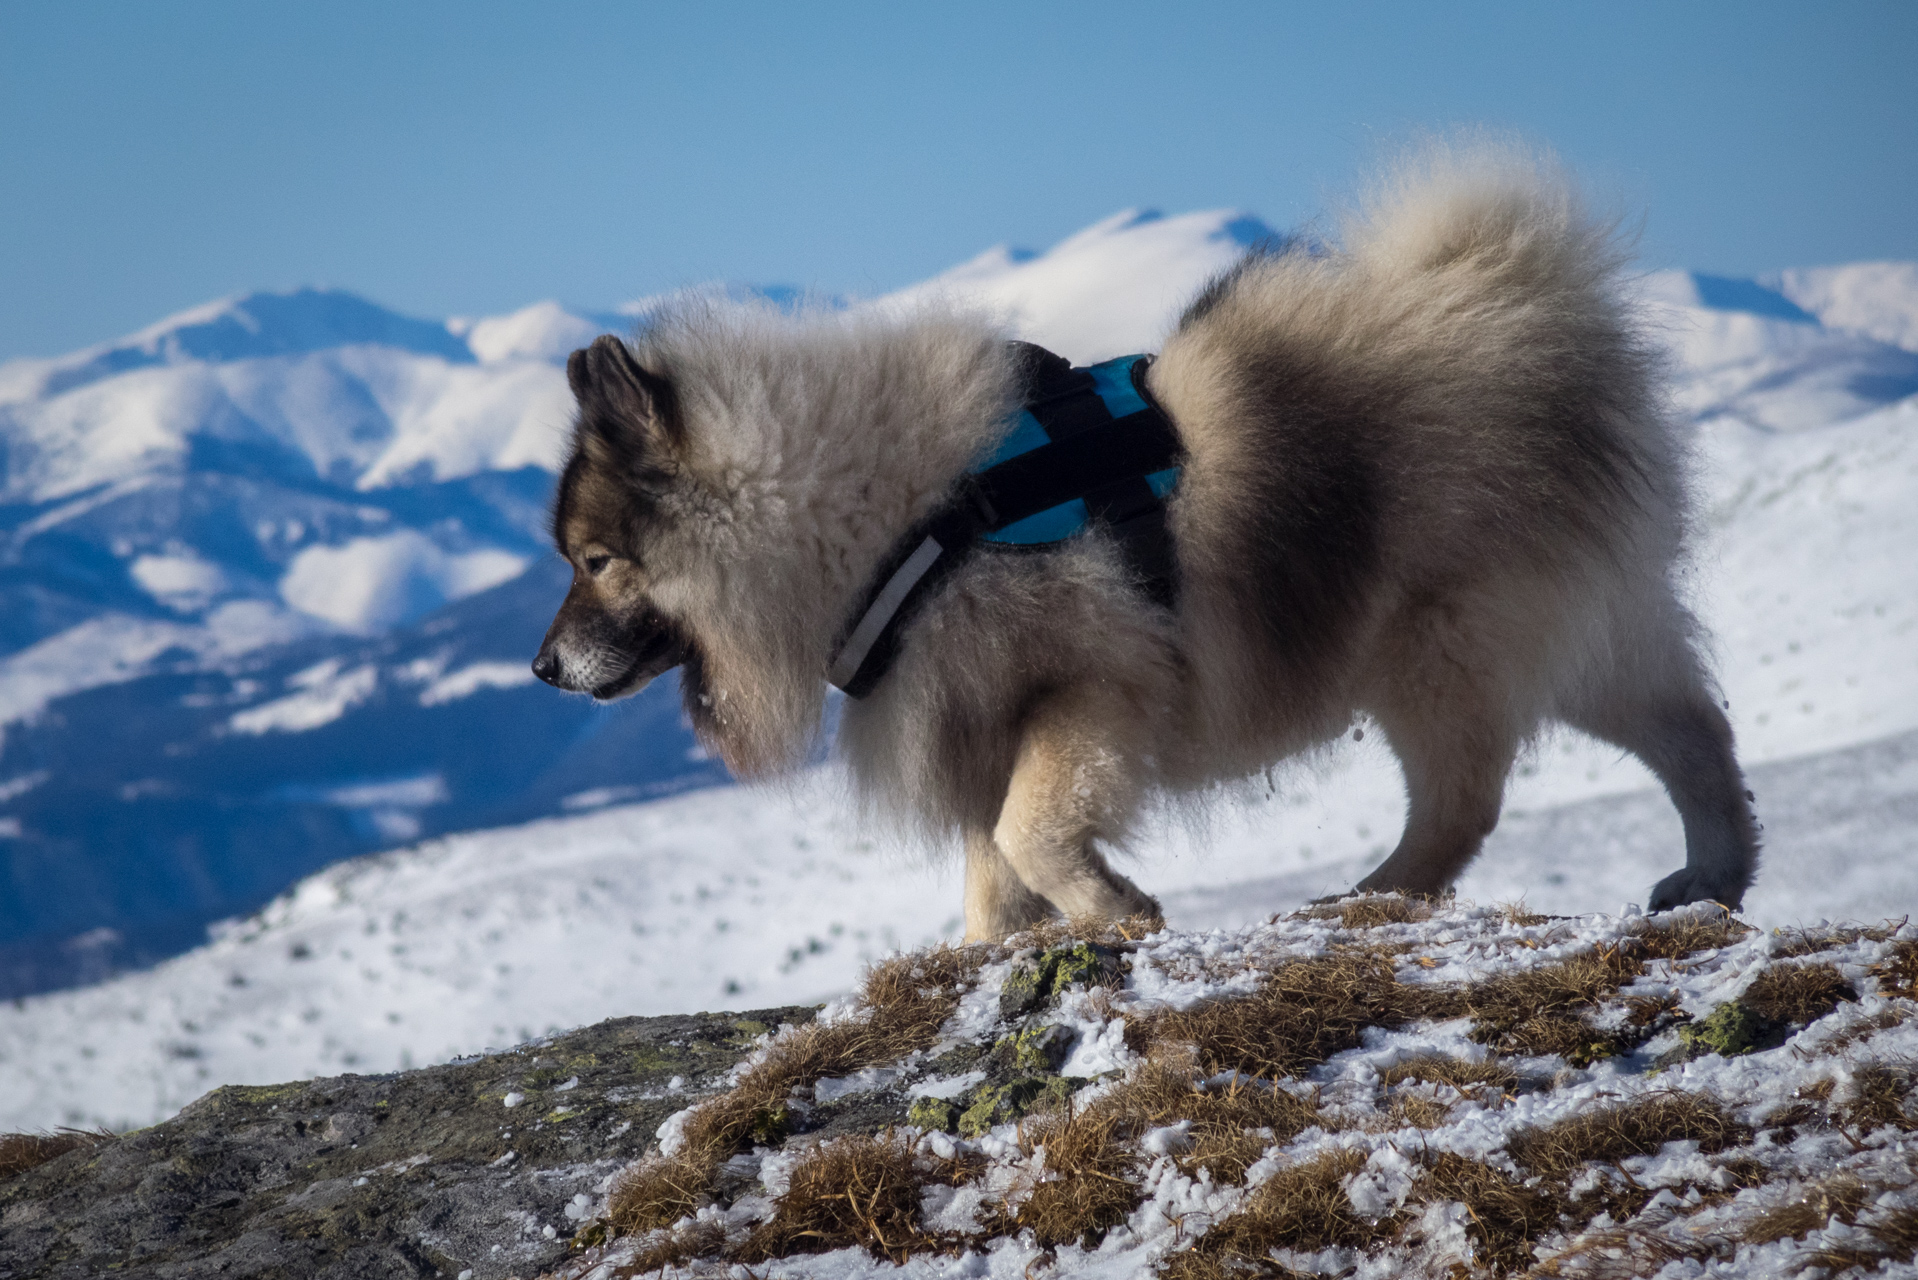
[3, 0, 1914, 360]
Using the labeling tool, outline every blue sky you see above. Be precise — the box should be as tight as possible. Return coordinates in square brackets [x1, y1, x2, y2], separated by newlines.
[2, 1, 1914, 360]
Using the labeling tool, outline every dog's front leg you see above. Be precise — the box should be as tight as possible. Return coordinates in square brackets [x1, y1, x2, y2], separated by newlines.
[987, 687, 1163, 934]
[963, 831, 1055, 942]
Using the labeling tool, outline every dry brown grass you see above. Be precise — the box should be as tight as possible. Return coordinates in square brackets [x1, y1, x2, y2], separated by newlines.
[1154, 954, 1420, 1080]
[1741, 1173, 1869, 1244]
[1124, 1059, 1320, 1183]
[611, 1219, 726, 1278]
[1836, 1060, 1916, 1135]
[1418, 1152, 1559, 1274]
[1451, 916, 1748, 1064]
[1003, 1059, 1325, 1248]
[1008, 1099, 1142, 1248]
[1378, 1054, 1520, 1094]
[1799, 1204, 1918, 1273]
[608, 944, 987, 1235]
[0, 1128, 111, 1179]
[1631, 912, 1752, 959]
[1009, 912, 1162, 952]
[1527, 1227, 1722, 1278]
[1739, 961, 1857, 1025]
[1499, 903, 1552, 928]
[1773, 920, 1901, 959]
[1158, 1149, 1384, 1279]
[1299, 893, 1436, 929]
[1506, 1092, 1749, 1182]
[732, 1131, 978, 1264]
[1871, 938, 1918, 995]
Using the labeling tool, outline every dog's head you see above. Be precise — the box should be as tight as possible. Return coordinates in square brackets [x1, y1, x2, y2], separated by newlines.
[533, 335, 695, 703]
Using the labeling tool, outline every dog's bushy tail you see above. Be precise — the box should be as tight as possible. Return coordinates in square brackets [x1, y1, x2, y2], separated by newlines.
[1341, 133, 1631, 304]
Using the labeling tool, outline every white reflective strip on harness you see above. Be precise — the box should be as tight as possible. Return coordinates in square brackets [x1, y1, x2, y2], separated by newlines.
[827, 535, 944, 692]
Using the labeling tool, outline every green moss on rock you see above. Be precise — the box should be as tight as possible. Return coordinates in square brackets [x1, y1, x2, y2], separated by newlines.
[1679, 1001, 1778, 1057]
[907, 1097, 963, 1133]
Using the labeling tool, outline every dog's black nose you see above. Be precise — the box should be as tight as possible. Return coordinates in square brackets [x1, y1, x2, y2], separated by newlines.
[531, 649, 561, 686]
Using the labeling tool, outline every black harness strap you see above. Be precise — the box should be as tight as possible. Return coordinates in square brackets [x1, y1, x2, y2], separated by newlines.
[828, 344, 1183, 698]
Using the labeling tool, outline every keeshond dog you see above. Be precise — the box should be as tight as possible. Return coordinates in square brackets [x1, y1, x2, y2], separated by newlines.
[533, 141, 1759, 940]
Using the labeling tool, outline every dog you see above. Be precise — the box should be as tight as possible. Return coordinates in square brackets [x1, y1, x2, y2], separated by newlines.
[532, 140, 1760, 941]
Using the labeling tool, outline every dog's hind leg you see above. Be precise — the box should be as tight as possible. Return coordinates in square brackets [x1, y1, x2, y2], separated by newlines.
[1352, 606, 1522, 897]
[989, 686, 1163, 933]
[963, 830, 1056, 942]
[1354, 703, 1519, 899]
[1562, 628, 1760, 911]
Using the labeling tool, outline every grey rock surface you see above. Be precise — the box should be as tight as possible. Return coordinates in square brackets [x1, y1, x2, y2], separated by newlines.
[0, 1005, 817, 1280]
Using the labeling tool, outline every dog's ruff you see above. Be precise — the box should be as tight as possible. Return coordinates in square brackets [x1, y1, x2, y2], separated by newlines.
[533, 137, 1762, 940]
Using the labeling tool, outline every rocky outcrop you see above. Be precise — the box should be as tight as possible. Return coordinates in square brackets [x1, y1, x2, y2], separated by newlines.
[0, 1005, 819, 1280]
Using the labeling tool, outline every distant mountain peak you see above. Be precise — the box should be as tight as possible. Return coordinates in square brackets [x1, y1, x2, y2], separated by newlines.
[32, 288, 474, 400]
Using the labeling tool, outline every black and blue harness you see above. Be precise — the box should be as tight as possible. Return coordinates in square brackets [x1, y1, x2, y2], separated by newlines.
[827, 342, 1184, 697]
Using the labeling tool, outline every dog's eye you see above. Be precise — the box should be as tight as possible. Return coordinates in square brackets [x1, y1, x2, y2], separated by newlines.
[584, 555, 613, 575]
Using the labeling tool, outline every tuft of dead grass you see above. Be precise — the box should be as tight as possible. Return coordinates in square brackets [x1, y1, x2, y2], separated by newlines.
[1120, 1059, 1320, 1183]
[0, 1128, 111, 1179]
[1008, 1099, 1141, 1248]
[1378, 1054, 1519, 1094]
[1417, 1152, 1559, 1274]
[608, 944, 987, 1235]
[1871, 937, 1918, 995]
[1836, 1060, 1916, 1135]
[1006, 1058, 1326, 1248]
[1739, 961, 1857, 1026]
[612, 1219, 727, 1278]
[1799, 1203, 1918, 1274]
[1299, 893, 1435, 929]
[1631, 911, 1752, 960]
[1527, 1227, 1723, 1278]
[1506, 1092, 1749, 1182]
[1741, 1173, 1868, 1244]
[732, 1131, 978, 1264]
[1773, 920, 1901, 959]
[1009, 912, 1162, 952]
[1158, 1149, 1385, 1279]
[1452, 916, 1747, 1064]
[1154, 954, 1419, 1080]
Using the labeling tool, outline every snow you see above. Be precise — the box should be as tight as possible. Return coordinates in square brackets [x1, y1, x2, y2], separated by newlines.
[418, 660, 541, 706]
[129, 549, 230, 612]
[228, 660, 381, 735]
[279, 529, 528, 633]
[1771, 260, 1918, 352]
[554, 902, 1918, 1279]
[878, 208, 1275, 363]
[459, 300, 608, 365]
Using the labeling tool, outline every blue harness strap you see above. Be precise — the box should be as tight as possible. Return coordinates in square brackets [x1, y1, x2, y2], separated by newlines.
[828, 343, 1184, 698]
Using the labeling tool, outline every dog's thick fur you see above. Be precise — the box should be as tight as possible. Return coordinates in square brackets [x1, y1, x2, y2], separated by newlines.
[534, 141, 1760, 940]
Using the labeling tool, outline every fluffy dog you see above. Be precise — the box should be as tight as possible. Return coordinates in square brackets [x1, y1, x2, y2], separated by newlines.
[532, 141, 1760, 940]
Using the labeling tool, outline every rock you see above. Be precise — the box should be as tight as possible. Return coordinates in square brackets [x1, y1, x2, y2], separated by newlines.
[1678, 1000, 1785, 1058]
[996, 941, 1120, 1021]
[907, 1097, 963, 1133]
[996, 1023, 1076, 1075]
[0, 1004, 816, 1280]
[957, 1076, 1086, 1139]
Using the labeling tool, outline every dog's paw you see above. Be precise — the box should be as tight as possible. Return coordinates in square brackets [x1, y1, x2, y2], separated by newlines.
[1648, 868, 1744, 914]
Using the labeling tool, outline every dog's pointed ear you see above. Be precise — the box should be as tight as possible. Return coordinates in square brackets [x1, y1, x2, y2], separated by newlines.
[566, 335, 682, 482]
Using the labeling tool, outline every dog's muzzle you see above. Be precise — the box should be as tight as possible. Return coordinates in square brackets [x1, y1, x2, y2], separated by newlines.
[531, 619, 687, 701]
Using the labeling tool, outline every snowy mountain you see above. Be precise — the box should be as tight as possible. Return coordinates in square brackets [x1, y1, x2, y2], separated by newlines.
[1, 210, 1915, 1131]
